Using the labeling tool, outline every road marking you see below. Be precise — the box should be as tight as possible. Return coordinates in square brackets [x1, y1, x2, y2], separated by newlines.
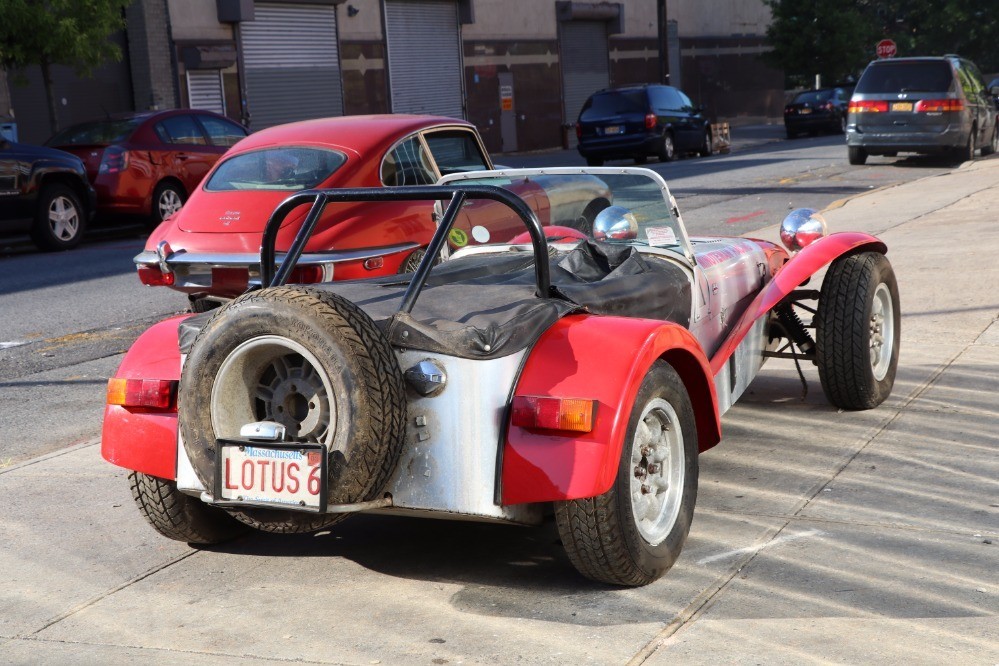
[697, 529, 825, 565]
[0, 340, 27, 349]
[725, 209, 766, 224]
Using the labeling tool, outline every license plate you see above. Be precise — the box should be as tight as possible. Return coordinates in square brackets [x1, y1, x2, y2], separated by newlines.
[603, 125, 623, 135]
[799, 108, 812, 115]
[891, 102, 913, 112]
[215, 440, 327, 512]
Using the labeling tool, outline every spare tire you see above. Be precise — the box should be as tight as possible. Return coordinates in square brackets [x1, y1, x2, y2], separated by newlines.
[179, 286, 407, 533]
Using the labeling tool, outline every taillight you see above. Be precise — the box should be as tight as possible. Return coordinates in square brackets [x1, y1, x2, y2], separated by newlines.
[288, 265, 326, 284]
[363, 257, 384, 271]
[823, 102, 834, 111]
[645, 113, 657, 130]
[848, 100, 889, 113]
[915, 99, 965, 112]
[107, 378, 177, 410]
[575, 123, 582, 140]
[784, 106, 793, 115]
[98, 145, 128, 174]
[137, 265, 174, 286]
[511, 396, 597, 433]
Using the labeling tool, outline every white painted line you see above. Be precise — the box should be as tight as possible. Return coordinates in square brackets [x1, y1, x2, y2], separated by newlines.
[0, 340, 26, 350]
[697, 529, 825, 565]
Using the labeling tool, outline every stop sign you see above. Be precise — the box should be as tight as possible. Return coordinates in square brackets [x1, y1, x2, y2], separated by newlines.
[877, 39, 897, 59]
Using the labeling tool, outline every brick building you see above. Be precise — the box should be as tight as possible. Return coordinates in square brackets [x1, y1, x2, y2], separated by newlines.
[2, 0, 783, 150]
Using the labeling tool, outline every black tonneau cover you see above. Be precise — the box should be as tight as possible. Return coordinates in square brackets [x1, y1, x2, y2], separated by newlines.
[179, 241, 691, 360]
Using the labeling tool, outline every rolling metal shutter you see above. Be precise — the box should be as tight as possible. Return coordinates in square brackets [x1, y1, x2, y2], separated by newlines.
[186, 70, 225, 115]
[241, 3, 343, 130]
[384, 0, 464, 119]
[561, 20, 610, 149]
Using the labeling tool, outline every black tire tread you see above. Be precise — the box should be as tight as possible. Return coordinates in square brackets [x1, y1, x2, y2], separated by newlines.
[556, 491, 648, 586]
[129, 471, 247, 544]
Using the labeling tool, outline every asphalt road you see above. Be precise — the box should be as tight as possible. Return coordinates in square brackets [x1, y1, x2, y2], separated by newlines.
[0, 126, 956, 466]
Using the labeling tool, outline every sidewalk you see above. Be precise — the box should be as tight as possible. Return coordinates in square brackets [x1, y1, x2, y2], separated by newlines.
[1, 159, 996, 664]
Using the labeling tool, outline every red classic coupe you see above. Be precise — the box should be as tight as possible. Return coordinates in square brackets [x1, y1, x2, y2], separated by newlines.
[135, 115, 612, 311]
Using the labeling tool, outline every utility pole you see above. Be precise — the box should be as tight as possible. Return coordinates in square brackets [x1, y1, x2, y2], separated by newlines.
[658, 0, 669, 83]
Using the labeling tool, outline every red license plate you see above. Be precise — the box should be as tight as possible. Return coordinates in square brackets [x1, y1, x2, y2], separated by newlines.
[217, 441, 325, 511]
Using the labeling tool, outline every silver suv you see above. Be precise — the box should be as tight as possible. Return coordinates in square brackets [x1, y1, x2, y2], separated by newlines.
[846, 56, 999, 165]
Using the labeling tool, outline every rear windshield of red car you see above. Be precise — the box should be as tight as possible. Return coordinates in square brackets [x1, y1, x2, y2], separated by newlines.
[47, 118, 142, 146]
[205, 147, 347, 191]
[855, 61, 954, 94]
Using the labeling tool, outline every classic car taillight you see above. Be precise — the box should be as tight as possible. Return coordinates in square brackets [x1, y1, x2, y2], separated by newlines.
[107, 378, 177, 410]
[847, 100, 889, 113]
[99, 145, 128, 174]
[137, 265, 175, 286]
[511, 396, 596, 433]
[644, 113, 657, 130]
[915, 99, 965, 112]
[288, 265, 326, 284]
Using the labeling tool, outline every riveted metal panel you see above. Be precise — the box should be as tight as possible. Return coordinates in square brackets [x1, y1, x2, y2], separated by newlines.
[384, 0, 464, 119]
[241, 2, 343, 129]
[560, 20, 610, 149]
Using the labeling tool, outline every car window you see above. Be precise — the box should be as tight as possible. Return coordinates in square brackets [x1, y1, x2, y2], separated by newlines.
[793, 90, 834, 104]
[580, 91, 648, 120]
[855, 61, 954, 94]
[381, 137, 436, 186]
[676, 90, 694, 110]
[156, 115, 208, 146]
[957, 62, 984, 96]
[198, 116, 247, 147]
[47, 118, 141, 146]
[205, 147, 346, 191]
[648, 87, 682, 112]
[423, 130, 489, 176]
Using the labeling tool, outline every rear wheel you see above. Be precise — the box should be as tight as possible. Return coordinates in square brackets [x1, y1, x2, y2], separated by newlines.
[555, 361, 697, 586]
[952, 132, 975, 164]
[129, 471, 247, 544]
[698, 129, 713, 157]
[837, 114, 847, 134]
[30, 183, 85, 251]
[151, 181, 185, 226]
[785, 127, 798, 139]
[848, 146, 868, 165]
[815, 252, 900, 410]
[981, 124, 998, 157]
[179, 286, 407, 533]
[657, 132, 676, 162]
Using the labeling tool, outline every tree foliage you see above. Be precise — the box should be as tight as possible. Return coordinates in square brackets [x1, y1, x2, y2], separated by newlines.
[765, 0, 999, 88]
[0, 0, 131, 132]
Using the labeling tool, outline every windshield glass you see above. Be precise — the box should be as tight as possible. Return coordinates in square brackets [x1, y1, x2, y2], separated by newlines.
[437, 168, 692, 260]
[792, 90, 833, 104]
[205, 147, 346, 191]
[47, 118, 142, 145]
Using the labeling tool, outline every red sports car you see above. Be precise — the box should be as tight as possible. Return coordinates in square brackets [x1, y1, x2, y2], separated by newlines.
[48, 110, 247, 225]
[134, 115, 611, 311]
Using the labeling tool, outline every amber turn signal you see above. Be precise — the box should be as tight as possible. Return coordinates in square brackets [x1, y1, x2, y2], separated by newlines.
[107, 378, 177, 410]
[511, 396, 597, 433]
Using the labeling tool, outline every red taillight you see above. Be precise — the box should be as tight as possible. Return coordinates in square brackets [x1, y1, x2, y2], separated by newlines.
[363, 257, 384, 271]
[137, 265, 174, 286]
[644, 113, 657, 130]
[848, 100, 889, 113]
[784, 106, 792, 115]
[575, 123, 582, 139]
[107, 378, 177, 410]
[98, 145, 128, 174]
[823, 102, 834, 111]
[288, 265, 326, 284]
[511, 396, 597, 433]
[915, 99, 965, 113]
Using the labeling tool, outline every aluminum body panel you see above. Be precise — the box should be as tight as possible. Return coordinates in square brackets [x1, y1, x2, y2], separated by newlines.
[713, 314, 770, 415]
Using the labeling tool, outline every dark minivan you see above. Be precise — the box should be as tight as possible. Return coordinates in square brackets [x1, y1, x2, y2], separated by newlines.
[576, 84, 712, 165]
[846, 56, 998, 164]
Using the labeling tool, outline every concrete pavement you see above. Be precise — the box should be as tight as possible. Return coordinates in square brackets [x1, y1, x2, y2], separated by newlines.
[1, 156, 997, 664]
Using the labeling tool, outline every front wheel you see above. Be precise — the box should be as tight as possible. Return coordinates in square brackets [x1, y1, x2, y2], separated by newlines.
[698, 129, 713, 157]
[555, 361, 698, 586]
[815, 252, 900, 410]
[30, 183, 86, 251]
[847, 146, 868, 165]
[129, 471, 247, 544]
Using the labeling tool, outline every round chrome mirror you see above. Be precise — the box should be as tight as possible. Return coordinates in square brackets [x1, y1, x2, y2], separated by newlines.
[780, 208, 828, 252]
[593, 205, 639, 241]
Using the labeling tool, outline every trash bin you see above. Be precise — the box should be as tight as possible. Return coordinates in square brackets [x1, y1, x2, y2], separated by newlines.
[0, 120, 16, 142]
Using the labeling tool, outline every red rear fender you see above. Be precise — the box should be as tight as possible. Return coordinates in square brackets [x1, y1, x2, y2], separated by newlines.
[502, 315, 719, 506]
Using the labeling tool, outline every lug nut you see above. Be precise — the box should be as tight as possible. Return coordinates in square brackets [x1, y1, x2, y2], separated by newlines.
[634, 466, 646, 479]
[647, 463, 661, 474]
[641, 484, 652, 495]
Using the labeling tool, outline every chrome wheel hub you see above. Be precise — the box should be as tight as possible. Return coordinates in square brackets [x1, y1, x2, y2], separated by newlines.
[159, 189, 183, 219]
[48, 195, 80, 241]
[630, 398, 684, 546]
[870, 282, 894, 381]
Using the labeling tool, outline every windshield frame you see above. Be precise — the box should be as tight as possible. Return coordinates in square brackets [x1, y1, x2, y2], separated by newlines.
[437, 166, 696, 265]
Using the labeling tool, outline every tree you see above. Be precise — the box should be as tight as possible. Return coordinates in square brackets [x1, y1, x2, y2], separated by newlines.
[0, 0, 131, 134]
[763, 0, 878, 88]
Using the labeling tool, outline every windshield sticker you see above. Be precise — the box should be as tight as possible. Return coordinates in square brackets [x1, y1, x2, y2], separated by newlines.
[449, 228, 469, 247]
[646, 226, 677, 246]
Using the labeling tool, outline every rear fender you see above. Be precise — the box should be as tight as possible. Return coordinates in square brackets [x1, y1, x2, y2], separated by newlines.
[101, 315, 189, 479]
[502, 315, 719, 505]
[710, 232, 886, 374]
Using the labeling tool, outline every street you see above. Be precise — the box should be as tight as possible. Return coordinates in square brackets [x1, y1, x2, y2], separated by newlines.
[1, 129, 996, 664]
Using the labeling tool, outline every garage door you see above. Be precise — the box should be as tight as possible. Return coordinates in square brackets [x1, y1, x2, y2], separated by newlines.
[187, 70, 225, 115]
[241, 2, 344, 130]
[561, 20, 610, 149]
[384, 0, 464, 119]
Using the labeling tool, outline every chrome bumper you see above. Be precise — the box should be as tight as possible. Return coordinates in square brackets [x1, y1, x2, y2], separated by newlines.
[134, 242, 419, 290]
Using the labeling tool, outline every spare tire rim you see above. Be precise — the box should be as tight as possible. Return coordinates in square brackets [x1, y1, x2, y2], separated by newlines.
[48, 195, 80, 241]
[630, 398, 684, 546]
[870, 283, 894, 381]
[211, 335, 335, 445]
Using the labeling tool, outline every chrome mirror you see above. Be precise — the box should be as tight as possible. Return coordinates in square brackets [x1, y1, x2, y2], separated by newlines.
[780, 208, 828, 252]
[593, 205, 639, 241]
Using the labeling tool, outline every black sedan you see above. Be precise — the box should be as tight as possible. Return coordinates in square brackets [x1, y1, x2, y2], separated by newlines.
[784, 86, 853, 138]
[575, 84, 712, 165]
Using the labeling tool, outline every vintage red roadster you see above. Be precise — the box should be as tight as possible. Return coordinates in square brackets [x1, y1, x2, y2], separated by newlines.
[104, 168, 899, 586]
